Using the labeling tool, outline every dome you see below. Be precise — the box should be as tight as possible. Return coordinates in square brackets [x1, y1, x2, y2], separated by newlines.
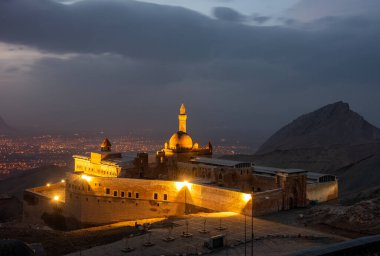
[169, 131, 193, 149]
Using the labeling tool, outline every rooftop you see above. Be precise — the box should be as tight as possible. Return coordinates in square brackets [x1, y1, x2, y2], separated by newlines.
[190, 157, 253, 168]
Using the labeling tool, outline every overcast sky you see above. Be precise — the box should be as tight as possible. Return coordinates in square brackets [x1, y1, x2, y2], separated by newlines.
[1, 0, 380, 150]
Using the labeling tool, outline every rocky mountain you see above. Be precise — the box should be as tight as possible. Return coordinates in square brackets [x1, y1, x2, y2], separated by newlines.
[225, 102, 380, 198]
[0, 115, 15, 135]
[256, 101, 380, 154]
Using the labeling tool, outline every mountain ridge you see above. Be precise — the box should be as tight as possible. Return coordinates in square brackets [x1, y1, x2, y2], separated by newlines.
[256, 101, 380, 155]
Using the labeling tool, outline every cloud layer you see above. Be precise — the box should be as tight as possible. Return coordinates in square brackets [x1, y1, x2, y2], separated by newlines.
[1, 0, 380, 150]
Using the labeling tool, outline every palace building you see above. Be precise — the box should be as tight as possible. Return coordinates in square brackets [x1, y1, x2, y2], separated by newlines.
[23, 104, 338, 227]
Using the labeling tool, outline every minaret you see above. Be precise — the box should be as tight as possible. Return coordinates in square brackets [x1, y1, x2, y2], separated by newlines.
[178, 103, 187, 133]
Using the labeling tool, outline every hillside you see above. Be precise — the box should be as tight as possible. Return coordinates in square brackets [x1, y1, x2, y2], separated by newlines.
[224, 102, 380, 198]
[256, 101, 380, 154]
[0, 165, 68, 196]
[0, 115, 15, 135]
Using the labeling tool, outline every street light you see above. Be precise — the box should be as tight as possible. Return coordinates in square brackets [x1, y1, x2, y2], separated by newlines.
[53, 195, 59, 209]
[241, 193, 252, 256]
[81, 174, 92, 182]
[251, 191, 254, 256]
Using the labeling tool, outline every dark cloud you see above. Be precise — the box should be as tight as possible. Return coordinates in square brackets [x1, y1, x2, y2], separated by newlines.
[251, 15, 271, 24]
[212, 6, 246, 22]
[1, 0, 380, 150]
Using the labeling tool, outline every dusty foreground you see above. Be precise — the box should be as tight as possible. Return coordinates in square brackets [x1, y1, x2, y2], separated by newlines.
[0, 218, 164, 255]
[61, 212, 345, 256]
[302, 197, 380, 236]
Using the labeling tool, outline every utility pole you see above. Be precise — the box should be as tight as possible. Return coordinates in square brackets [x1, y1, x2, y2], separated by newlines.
[184, 188, 187, 214]
[251, 191, 254, 256]
[244, 214, 247, 256]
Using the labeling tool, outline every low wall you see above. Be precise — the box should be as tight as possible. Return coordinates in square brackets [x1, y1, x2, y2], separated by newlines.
[306, 181, 338, 203]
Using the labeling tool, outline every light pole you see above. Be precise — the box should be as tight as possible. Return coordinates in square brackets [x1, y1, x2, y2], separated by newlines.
[244, 214, 247, 256]
[251, 191, 254, 256]
[184, 187, 187, 215]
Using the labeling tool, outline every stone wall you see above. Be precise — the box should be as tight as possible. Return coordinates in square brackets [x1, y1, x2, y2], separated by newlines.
[24, 172, 332, 226]
[252, 175, 277, 192]
[306, 181, 338, 203]
[64, 173, 261, 224]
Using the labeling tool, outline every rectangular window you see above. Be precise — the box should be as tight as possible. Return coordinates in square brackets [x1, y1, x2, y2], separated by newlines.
[106, 188, 110, 195]
[113, 191, 118, 197]
[128, 192, 132, 198]
[121, 191, 125, 198]
[135, 192, 139, 199]
[153, 193, 158, 200]
[164, 194, 168, 201]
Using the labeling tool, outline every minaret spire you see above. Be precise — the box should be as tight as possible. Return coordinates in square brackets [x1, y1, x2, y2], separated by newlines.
[178, 103, 187, 133]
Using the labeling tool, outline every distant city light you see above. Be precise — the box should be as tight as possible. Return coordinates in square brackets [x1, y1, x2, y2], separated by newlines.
[61, 179, 65, 183]
[46, 183, 51, 187]
[175, 180, 192, 191]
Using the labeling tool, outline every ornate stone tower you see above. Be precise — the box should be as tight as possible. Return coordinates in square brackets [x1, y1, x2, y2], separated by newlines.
[178, 103, 187, 133]
[100, 138, 112, 152]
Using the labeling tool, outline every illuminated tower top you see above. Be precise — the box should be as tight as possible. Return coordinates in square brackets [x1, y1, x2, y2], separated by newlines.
[178, 103, 187, 133]
[100, 138, 112, 152]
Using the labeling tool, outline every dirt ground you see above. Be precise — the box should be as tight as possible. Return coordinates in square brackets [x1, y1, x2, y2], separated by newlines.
[0, 218, 166, 256]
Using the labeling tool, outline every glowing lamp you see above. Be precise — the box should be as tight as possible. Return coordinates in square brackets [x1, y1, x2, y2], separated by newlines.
[81, 174, 92, 182]
[175, 181, 192, 191]
[53, 195, 60, 201]
[242, 193, 252, 202]
[46, 183, 51, 187]
[61, 179, 65, 183]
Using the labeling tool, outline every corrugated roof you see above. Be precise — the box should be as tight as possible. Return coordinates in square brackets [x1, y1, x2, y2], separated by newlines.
[254, 166, 307, 174]
[190, 157, 252, 167]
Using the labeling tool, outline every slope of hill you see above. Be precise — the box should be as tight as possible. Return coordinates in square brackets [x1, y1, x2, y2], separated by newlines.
[0, 166, 68, 196]
[256, 101, 380, 154]
[224, 102, 380, 198]
[0, 115, 15, 135]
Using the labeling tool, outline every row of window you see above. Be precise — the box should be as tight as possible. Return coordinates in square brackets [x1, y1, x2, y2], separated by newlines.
[76, 164, 116, 176]
[104, 189, 168, 201]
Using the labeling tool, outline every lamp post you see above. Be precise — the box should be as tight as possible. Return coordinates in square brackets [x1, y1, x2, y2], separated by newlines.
[251, 191, 254, 256]
[244, 214, 247, 256]
[184, 186, 187, 215]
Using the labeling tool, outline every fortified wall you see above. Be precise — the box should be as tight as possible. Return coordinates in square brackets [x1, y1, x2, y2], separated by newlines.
[63, 173, 256, 225]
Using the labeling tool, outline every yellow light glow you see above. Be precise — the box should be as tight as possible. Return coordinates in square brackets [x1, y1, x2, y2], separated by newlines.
[53, 195, 60, 201]
[81, 174, 92, 182]
[175, 181, 192, 191]
[242, 193, 252, 202]
[61, 179, 65, 183]
[46, 183, 51, 187]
